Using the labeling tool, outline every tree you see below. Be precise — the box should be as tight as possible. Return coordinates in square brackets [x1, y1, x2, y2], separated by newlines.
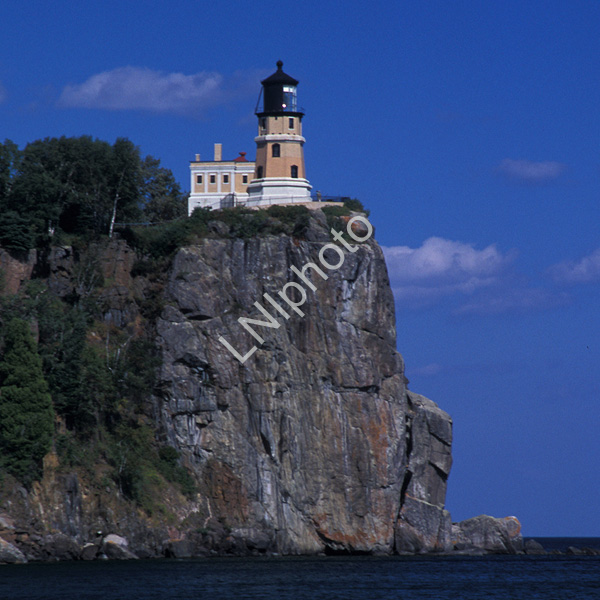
[0, 140, 21, 208]
[4, 135, 185, 241]
[0, 318, 54, 485]
[140, 156, 187, 222]
[108, 138, 142, 237]
[0, 211, 34, 252]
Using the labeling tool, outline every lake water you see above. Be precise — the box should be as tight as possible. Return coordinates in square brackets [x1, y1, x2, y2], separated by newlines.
[1, 539, 599, 600]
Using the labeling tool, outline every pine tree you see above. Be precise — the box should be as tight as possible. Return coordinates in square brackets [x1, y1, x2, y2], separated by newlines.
[0, 318, 54, 485]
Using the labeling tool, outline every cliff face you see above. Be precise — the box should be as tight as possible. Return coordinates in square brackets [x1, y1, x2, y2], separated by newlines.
[154, 210, 451, 554]
[1, 209, 516, 560]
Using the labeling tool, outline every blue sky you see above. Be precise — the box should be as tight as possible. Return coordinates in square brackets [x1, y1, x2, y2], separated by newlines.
[1, 0, 599, 536]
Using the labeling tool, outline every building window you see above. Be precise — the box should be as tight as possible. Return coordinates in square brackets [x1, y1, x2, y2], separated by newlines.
[272, 143, 280, 158]
[223, 174, 229, 184]
[261, 117, 266, 130]
[291, 165, 298, 178]
[242, 175, 248, 184]
[210, 174, 216, 184]
[257, 166, 263, 179]
[289, 117, 294, 129]
[196, 174, 202, 184]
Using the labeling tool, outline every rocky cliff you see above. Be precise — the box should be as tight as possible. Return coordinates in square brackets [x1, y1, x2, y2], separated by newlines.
[0, 208, 521, 561]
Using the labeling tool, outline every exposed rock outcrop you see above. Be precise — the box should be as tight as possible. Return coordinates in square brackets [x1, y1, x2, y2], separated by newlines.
[0, 209, 519, 560]
[153, 215, 447, 555]
[451, 515, 523, 554]
[0, 248, 36, 295]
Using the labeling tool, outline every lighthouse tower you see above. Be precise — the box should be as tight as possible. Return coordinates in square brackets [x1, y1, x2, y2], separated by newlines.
[247, 61, 312, 206]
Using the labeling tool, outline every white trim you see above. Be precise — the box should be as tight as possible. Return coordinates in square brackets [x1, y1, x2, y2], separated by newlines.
[254, 134, 306, 144]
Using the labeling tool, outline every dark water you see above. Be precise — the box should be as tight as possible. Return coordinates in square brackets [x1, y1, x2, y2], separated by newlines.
[1, 541, 599, 600]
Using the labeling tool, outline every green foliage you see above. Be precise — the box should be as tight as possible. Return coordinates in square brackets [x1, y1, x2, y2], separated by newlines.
[1, 136, 184, 246]
[157, 446, 197, 499]
[140, 156, 188, 222]
[124, 218, 191, 260]
[105, 423, 197, 511]
[0, 318, 54, 485]
[343, 198, 370, 216]
[322, 204, 350, 231]
[124, 205, 312, 263]
[265, 204, 310, 236]
[321, 200, 369, 232]
[0, 210, 34, 252]
[0, 140, 21, 206]
[107, 421, 154, 505]
[55, 431, 95, 468]
[322, 204, 350, 217]
[115, 338, 161, 409]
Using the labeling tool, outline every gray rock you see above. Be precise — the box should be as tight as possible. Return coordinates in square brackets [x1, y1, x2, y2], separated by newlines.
[163, 539, 193, 558]
[102, 541, 138, 560]
[0, 538, 27, 564]
[42, 533, 81, 561]
[80, 543, 99, 560]
[452, 515, 523, 554]
[103, 534, 128, 547]
[155, 224, 439, 554]
[524, 539, 547, 555]
[101, 534, 138, 560]
[0, 212, 511, 558]
[208, 220, 230, 237]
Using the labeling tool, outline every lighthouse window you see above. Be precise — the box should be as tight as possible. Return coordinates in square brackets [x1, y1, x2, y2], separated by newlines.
[272, 143, 281, 158]
[196, 175, 203, 184]
[289, 118, 294, 129]
[282, 86, 297, 111]
[291, 165, 298, 178]
[261, 117, 266, 130]
[257, 166, 263, 178]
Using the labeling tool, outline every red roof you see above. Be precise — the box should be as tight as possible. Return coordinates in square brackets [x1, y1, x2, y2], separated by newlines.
[233, 152, 249, 162]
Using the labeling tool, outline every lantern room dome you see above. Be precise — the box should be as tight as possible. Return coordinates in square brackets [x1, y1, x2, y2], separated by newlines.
[261, 60, 299, 86]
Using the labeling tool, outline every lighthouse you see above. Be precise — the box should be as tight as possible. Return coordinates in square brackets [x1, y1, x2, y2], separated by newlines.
[247, 61, 312, 206]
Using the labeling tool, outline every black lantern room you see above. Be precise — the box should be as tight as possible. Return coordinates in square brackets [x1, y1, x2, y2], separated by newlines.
[256, 61, 303, 117]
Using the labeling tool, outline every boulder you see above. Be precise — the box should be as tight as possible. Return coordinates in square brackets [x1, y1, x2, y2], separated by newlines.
[102, 534, 138, 560]
[42, 533, 81, 561]
[80, 542, 99, 561]
[103, 534, 128, 547]
[524, 539, 547, 555]
[163, 539, 193, 558]
[0, 537, 27, 564]
[452, 515, 523, 554]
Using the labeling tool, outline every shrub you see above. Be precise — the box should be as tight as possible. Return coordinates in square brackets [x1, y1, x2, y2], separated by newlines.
[343, 198, 370, 216]
[158, 446, 197, 499]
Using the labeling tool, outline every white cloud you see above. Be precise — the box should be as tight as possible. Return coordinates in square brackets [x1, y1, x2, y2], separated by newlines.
[382, 237, 516, 305]
[496, 158, 566, 183]
[58, 66, 260, 116]
[548, 248, 600, 285]
[410, 363, 443, 377]
[382, 237, 570, 315]
[455, 287, 570, 315]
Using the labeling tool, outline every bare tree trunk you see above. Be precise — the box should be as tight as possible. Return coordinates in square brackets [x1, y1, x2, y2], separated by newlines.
[109, 170, 125, 238]
[109, 192, 118, 238]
